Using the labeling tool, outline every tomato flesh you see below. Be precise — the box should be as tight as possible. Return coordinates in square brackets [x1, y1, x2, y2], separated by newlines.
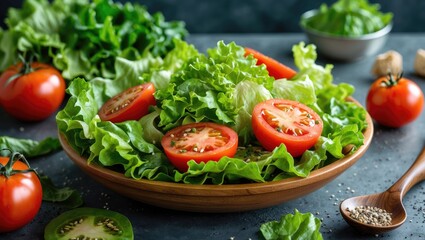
[0, 62, 65, 121]
[252, 99, 323, 157]
[99, 82, 156, 123]
[244, 47, 297, 80]
[161, 122, 238, 172]
[0, 157, 42, 233]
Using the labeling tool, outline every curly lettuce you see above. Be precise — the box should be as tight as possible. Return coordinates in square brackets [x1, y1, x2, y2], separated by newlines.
[154, 41, 274, 132]
[57, 41, 367, 184]
[0, 0, 187, 80]
[301, 0, 393, 36]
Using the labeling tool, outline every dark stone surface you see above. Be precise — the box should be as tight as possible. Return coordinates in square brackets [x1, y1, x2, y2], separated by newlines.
[1, 33, 425, 239]
[1, 0, 425, 33]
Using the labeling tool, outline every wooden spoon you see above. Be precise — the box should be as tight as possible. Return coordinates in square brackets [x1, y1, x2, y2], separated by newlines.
[340, 146, 425, 234]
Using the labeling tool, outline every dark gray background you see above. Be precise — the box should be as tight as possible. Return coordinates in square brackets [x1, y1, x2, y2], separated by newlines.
[1, 0, 424, 33]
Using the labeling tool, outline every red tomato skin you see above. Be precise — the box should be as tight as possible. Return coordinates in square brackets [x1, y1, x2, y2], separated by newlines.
[0, 157, 42, 233]
[99, 83, 156, 123]
[0, 62, 65, 121]
[366, 77, 424, 128]
[252, 99, 323, 157]
[244, 47, 297, 80]
[161, 122, 239, 172]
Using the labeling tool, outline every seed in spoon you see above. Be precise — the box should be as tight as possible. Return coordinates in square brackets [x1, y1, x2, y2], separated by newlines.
[346, 206, 392, 227]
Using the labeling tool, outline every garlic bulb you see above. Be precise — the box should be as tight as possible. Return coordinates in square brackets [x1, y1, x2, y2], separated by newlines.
[371, 50, 403, 77]
[414, 49, 425, 77]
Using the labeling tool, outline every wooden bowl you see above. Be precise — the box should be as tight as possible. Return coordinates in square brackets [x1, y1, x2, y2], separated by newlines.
[59, 99, 373, 213]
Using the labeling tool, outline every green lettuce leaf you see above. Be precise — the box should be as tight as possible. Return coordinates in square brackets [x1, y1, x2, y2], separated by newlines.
[145, 38, 200, 96]
[0, 0, 79, 70]
[88, 120, 172, 180]
[301, 0, 393, 36]
[139, 108, 164, 146]
[155, 41, 273, 132]
[0, 136, 61, 158]
[293, 42, 334, 94]
[173, 144, 310, 184]
[233, 80, 273, 145]
[174, 157, 264, 185]
[56, 78, 98, 155]
[0, 30, 18, 72]
[259, 209, 323, 240]
[40, 175, 84, 209]
[0, 0, 187, 80]
[271, 75, 316, 105]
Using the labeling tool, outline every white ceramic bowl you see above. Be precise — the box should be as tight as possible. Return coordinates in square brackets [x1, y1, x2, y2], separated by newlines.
[300, 10, 392, 61]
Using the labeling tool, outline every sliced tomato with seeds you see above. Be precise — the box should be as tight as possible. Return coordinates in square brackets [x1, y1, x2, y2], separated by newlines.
[161, 122, 238, 172]
[98, 82, 156, 123]
[252, 99, 323, 157]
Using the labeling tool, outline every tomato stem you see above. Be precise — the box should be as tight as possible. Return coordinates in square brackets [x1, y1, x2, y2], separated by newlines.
[381, 72, 403, 87]
[0, 149, 38, 178]
[19, 53, 35, 75]
[3, 53, 38, 87]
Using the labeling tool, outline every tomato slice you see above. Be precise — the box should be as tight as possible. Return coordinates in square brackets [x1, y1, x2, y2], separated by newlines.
[161, 122, 239, 172]
[98, 83, 156, 123]
[252, 99, 323, 157]
[244, 47, 297, 80]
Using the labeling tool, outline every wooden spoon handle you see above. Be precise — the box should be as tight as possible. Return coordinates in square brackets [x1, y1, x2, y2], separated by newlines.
[388, 146, 425, 197]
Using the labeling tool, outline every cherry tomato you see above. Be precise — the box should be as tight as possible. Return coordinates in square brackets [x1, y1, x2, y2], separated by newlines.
[0, 153, 42, 233]
[161, 122, 239, 172]
[366, 74, 424, 128]
[98, 82, 156, 123]
[244, 47, 297, 80]
[252, 99, 323, 157]
[0, 62, 66, 121]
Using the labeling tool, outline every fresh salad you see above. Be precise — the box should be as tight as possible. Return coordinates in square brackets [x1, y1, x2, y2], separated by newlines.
[0, 0, 187, 80]
[56, 40, 367, 185]
[300, 0, 393, 36]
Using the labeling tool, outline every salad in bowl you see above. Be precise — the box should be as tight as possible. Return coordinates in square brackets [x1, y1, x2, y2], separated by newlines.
[57, 40, 368, 185]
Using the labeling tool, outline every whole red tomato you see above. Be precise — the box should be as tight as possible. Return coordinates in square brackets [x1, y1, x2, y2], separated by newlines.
[366, 74, 424, 128]
[0, 152, 42, 232]
[0, 61, 65, 121]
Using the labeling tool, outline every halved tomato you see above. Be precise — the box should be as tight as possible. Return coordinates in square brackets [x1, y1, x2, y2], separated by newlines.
[252, 99, 323, 157]
[98, 83, 156, 123]
[161, 122, 238, 172]
[244, 47, 297, 80]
